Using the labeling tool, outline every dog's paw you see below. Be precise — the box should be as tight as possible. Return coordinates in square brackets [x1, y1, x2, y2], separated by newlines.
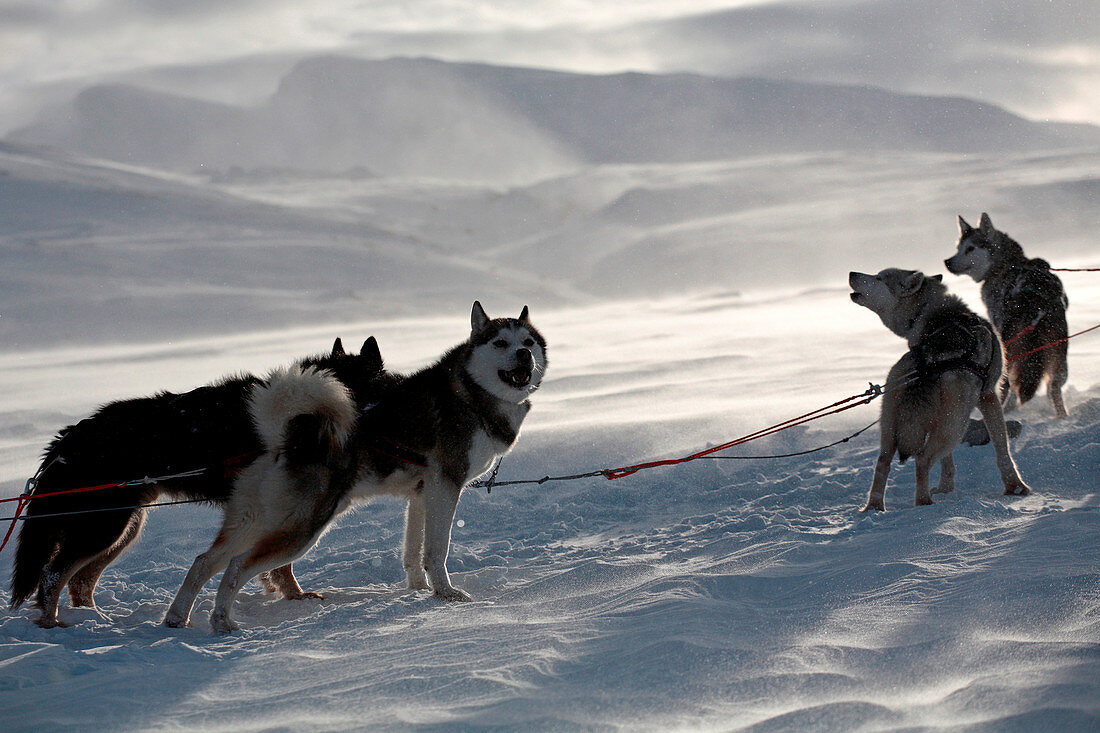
[405, 569, 430, 591]
[914, 492, 935, 507]
[861, 498, 885, 513]
[932, 483, 955, 495]
[434, 586, 473, 602]
[210, 611, 240, 635]
[1003, 482, 1031, 496]
[282, 590, 325, 601]
[163, 611, 192, 629]
[34, 616, 70, 629]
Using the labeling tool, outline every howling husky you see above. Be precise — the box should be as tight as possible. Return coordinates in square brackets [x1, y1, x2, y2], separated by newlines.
[850, 269, 1030, 511]
[945, 213, 1069, 417]
[165, 302, 548, 633]
[10, 337, 386, 628]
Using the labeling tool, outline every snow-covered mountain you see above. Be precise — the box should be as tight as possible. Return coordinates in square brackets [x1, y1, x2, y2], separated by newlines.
[9, 56, 1100, 181]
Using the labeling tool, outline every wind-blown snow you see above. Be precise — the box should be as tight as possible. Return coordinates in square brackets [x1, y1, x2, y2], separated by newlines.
[1, 57, 1099, 731]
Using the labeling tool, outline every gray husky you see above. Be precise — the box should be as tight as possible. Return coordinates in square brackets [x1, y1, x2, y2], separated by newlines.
[945, 213, 1069, 417]
[165, 302, 547, 633]
[849, 269, 1030, 511]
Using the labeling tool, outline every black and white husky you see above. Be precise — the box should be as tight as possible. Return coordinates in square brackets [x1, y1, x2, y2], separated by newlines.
[166, 302, 548, 633]
[945, 213, 1070, 417]
[10, 337, 387, 628]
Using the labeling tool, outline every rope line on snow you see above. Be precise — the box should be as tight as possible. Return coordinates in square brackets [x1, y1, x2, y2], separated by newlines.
[3, 306, 1098, 545]
[471, 376, 916, 491]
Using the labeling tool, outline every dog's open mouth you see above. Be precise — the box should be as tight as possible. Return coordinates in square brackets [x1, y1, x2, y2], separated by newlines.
[499, 366, 532, 389]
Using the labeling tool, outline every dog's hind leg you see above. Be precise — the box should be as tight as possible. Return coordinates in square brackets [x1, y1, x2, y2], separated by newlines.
[933, 455, 956, 495]
[914, 441, 956, 507]
[35, 548, 97, 628]
[259, 571, 278, 594]
[913, 384, 972, 506]
[978, 392, 1031, 496]
[35, 510, 138, 627]
[68, 510, 146, 607]
[265, 564, 323, 600]
[165, 528, 249, 628]
[403, 495, 429, 590]
[210, 528, 323, 634]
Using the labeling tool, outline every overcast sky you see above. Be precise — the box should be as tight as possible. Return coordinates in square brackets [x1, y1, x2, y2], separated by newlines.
[1, 0, 1098, 131]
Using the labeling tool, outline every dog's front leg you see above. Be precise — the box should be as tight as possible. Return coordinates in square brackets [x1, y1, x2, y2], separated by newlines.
[422, 481, 470, 602]
[403, 495, 429, 590]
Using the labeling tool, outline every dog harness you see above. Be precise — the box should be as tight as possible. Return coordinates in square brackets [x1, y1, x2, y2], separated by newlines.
[910, 311, 997, 392]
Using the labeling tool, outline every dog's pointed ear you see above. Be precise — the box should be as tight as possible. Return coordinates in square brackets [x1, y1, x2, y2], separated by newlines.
[979, 212, 995, 234]
[958, 215, 973, 238]
[900, 271, 926, 296]
[471, 301, 490, 333]
[361, 336, 383, 369]
[331, 338, 346, 357]
[930, 274, 943, 284]
[518, 305, 530, 323]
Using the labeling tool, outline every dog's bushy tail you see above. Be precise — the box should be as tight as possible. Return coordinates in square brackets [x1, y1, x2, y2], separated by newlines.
[250, 367, 357, 465]
[10, 520, 54, 610]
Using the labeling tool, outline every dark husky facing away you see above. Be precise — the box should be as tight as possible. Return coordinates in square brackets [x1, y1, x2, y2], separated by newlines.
[946, 213, 1069, 417]
[10, 337, 390, 628]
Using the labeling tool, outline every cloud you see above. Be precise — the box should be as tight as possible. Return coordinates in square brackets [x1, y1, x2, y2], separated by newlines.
[635, 0, 1100, 124]
[0, 0, 1097, 132]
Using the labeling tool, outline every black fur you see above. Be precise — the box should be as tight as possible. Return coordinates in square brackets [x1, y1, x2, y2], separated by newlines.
[957, 217, 1069, 409]
[10, 338, 389, 618]
[352, 315, 544, 490]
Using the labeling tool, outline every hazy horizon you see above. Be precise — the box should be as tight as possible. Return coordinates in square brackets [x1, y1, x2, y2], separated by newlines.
[2, 0, 1098, 136]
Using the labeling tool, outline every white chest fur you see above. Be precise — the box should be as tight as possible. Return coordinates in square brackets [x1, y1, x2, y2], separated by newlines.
[467, 402, 528, 480]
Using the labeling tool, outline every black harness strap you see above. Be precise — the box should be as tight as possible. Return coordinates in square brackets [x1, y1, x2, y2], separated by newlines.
[910, 314, 996, 392]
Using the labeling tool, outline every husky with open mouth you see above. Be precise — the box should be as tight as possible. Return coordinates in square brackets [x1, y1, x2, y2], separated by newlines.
[849, 268, 1030, 511]
[166, 302, 548, 633]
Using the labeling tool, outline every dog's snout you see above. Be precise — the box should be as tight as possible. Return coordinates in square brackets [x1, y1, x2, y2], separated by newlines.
[516, 348, 533, 367]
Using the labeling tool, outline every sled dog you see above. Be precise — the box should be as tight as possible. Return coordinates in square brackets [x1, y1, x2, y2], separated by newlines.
[10, 337, 386, 628]
[166, 302, 548, 633]
[849, 268, 1030, 511]
[945, 213, 1069, 417]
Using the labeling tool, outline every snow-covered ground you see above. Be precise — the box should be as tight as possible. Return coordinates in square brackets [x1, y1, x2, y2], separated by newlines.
[1, 62, 1099, 729]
